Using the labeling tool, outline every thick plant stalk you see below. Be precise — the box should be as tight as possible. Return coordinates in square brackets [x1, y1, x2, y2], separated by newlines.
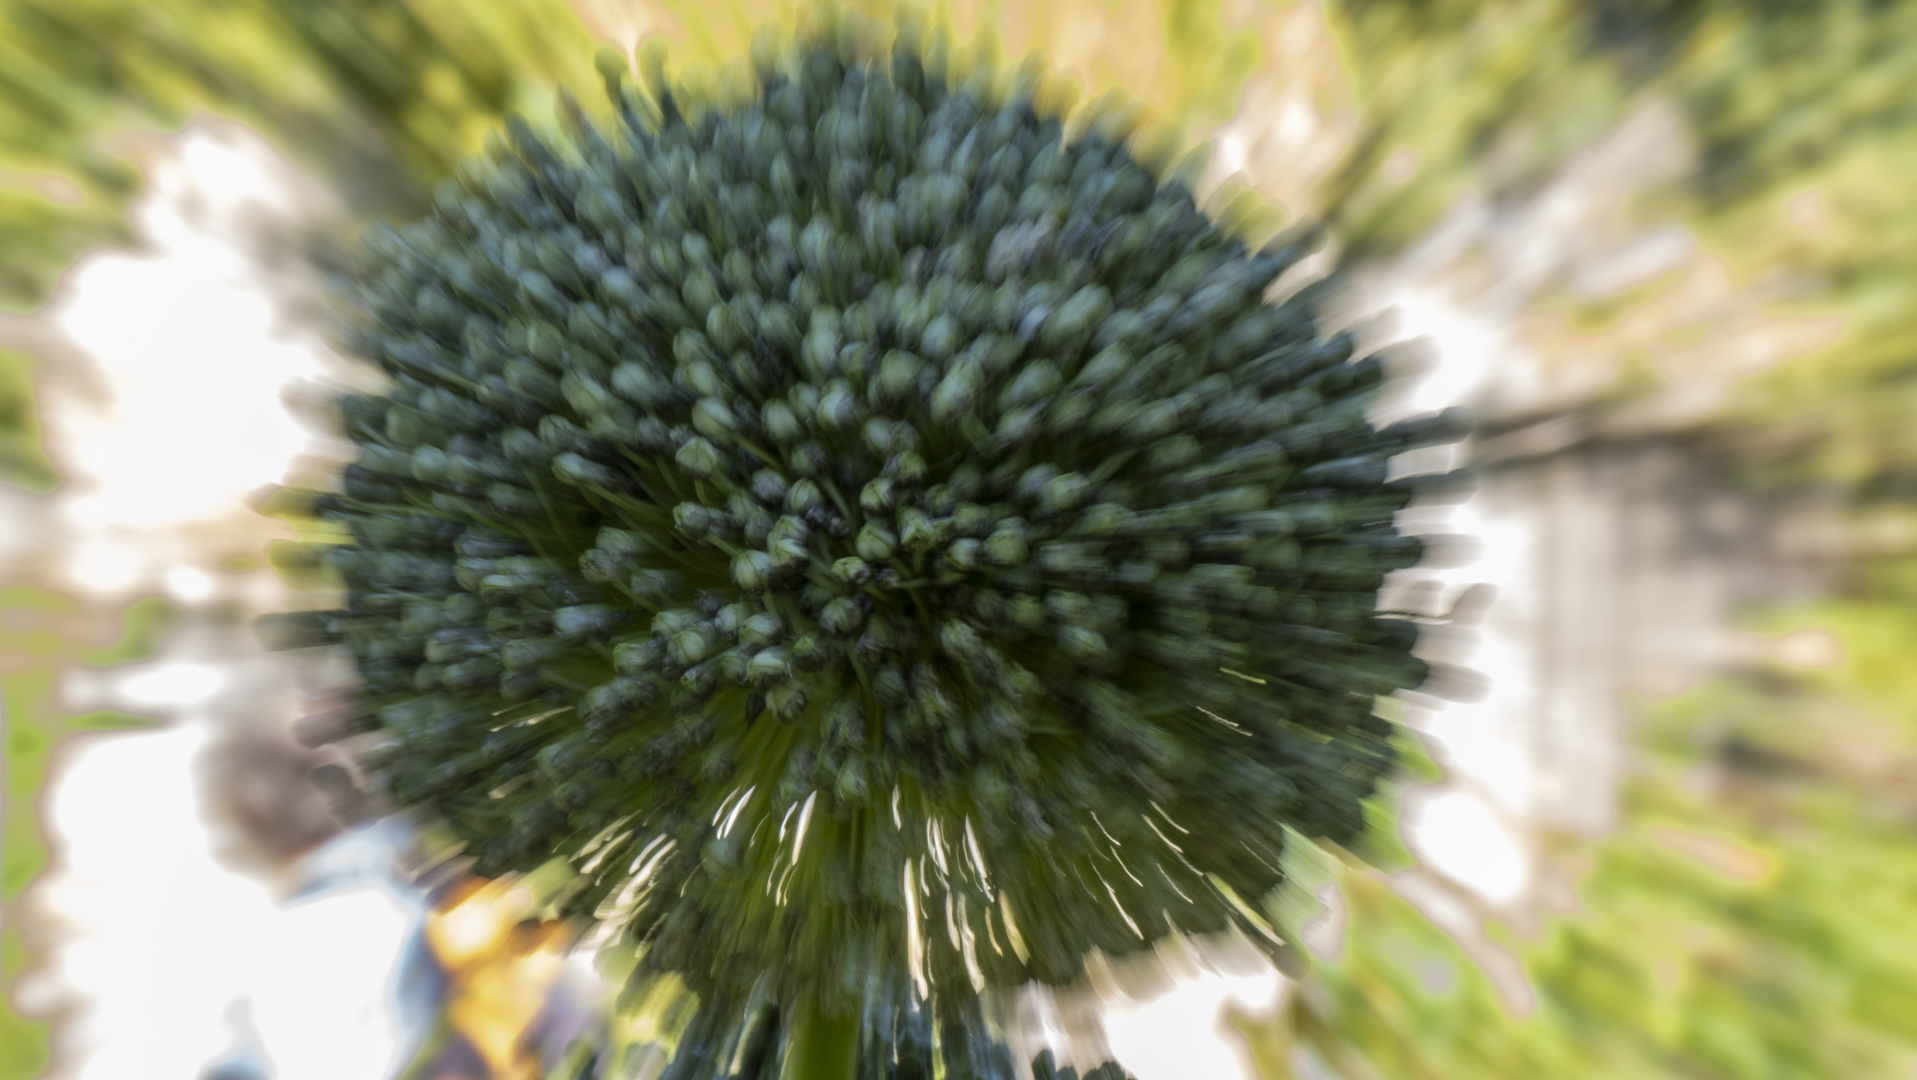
[781, 1003, 860, 1080]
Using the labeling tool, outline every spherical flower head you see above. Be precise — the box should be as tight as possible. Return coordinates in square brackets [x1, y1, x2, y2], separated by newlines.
[303, 22, 1461, 1077]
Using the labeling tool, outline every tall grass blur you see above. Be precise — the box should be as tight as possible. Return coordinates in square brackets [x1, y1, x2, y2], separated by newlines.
[2, 1, 1916, 1078]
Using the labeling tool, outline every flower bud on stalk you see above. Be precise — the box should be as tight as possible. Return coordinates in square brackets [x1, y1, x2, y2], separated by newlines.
[277, 26, 1464, 1080]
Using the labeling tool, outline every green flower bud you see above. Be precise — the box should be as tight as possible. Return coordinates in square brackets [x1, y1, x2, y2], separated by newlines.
[786, 478, 825, 516]
[796, 635, 839, 672]
[581, 676, 651, 729]
[408, 445, 450, 484]
[937, 619, 984, 662]
[443, 655, 502, 690]
[898, 508, 938, 553]
[820, 595, 868, 637]
[759, 303, 801, 353]
[751, 469, 790, 506]
[680, 657, 719, 698]
[682, 267, 721, 317]
[1038, 471, 1090, 515]
[554, 604, 621, 639]
[652, 608, 700, 636]
[667, 326, 715, 368]
[857, 523, 898, 561]
[802, 311, 842, 381]
[1058, 625, 1109, 665]
[488, 483, 543, 516]
[669, 627, 714, 666]
[613, 637, 665, 675]
[1008, 594, 1046, 631]
[554, 452, 621, 490]
[1038, 284, 1111, 353]
[1298, 455, 1389, 490]
[762, 399, 804, 444]
[788, 440, 829, 475]
[995, 404, 1043, 447]
[561, 371, 621, 418]
[984, 524, 1029, 566]
[1000, 359, 1062, 410]
[861, 416, 897, 456]
[610, 361, 671, 408]
[816, 379, 860, 431]
[892, 449, 927, 486]
[946, 538, 983, 571]
[692, 397, 740, 442]
[767, 681, 808, 722]
[873, 350, 923, 406]
[731, 549, 773, 591]
[673, 502, 713, 537]
[698, 639, 743, 683]
[769, 535, 808, 573]
[1077, 503, 1137, 537]
[707, 301, 748, 353]
[714, 602, 755, 639]
[740, 612, 783, 648]
[675, 436, 723, 478]
[499, 427, 547, 465]
[951, 502, 993, 538]
[930, 359, 984, 421]
[746, 646, 791, 686]
[861, 478, 898, 516]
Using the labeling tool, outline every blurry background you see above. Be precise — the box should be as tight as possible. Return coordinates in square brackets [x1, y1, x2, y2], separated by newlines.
[4, 1, 1917, 1078]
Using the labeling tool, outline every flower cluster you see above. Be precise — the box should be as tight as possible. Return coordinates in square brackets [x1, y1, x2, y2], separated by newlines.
[286, 28, 1459, 1079]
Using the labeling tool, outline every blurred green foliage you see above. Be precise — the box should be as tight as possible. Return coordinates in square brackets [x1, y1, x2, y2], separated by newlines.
[1328, 0, 1917, 493]
[0, 588, 171, 1080]
[3, 0, 1917, 1077]
[1264, 600, 1917, 1079]
[0, 0, 607, 312]
[1325, 0, 1633, 258]
[0, 0, 605, 1071]
[1236, 3, 1917, 1077]
[0, 349, 56, 492]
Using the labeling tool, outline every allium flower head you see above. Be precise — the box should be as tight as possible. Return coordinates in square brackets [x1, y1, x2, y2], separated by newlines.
[283, 21, 1461, 1078]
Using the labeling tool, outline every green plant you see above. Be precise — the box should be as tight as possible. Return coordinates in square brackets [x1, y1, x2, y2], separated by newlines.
[273, 22, 1454, 1079]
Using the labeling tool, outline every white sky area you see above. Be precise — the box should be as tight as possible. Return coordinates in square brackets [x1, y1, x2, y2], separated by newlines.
[41, 725, 418, 1080]
[1101, 968, 1281, 1080]
[27, 119, 1548, 1080]
[33, 125, 419, 1080]
[50, 127, 335, 592]
[1374, 290, 1539, 910]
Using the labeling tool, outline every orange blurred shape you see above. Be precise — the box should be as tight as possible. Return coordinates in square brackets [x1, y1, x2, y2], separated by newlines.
[425, 876, 576, 1079]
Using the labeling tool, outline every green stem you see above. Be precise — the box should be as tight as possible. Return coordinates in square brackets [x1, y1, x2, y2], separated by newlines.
[779, 1000, 861, 1080]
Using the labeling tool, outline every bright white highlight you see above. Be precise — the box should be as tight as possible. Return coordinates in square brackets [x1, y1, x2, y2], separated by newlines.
[790, 791, 818, 863]
[116, 661, 226, 708]
[49, 125, 334, 535]
[244, 888, 413, 1080]
[903, 858, 929, 1000]
[32, 119, 402, 1080]
[1101, 967, 1281, 1080]
[1389, 291, 1504, 417]
[718, 785, 756, 838]
[66, 541, 143, 594]
[1406, 791, 1530, 905]
[44, 727, 416, 1080]
[164, 565, 216, 602]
